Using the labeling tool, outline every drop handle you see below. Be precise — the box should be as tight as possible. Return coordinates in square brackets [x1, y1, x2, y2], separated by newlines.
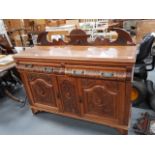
[26, 64, 33, 68]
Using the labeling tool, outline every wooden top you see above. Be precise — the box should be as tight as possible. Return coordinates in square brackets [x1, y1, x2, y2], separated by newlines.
[13, 46, 137, 64]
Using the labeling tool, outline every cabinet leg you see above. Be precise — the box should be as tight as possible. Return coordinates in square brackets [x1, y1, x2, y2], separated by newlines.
[31, 108, 39, 115]
[117, 128, 128, 135]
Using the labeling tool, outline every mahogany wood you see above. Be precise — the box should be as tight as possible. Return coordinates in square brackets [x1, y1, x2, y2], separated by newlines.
[14, 46, 136, 134]
[37, 28, 135, 46]
[67, 29, 90, 45]
[37, 31, 66, 46]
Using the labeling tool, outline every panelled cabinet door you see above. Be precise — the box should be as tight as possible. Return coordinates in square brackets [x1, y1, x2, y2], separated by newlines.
[26, 72, 60, 111]
[57, 76, 81, 116]
[79, 78, 125, 122]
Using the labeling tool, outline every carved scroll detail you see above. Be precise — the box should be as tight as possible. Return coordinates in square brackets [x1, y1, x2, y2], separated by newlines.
[84, 85, 116, 118]
[28, 73, 52, 84]
[37, 28, 135, 46]
[81, 79, 118, 118]
[59, 79, 80, 115]
[28, 73, 57, 107]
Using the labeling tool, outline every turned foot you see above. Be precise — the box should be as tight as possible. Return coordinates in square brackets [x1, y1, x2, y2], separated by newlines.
[117, 129, 128, 135]
[31, 108, 39, 115]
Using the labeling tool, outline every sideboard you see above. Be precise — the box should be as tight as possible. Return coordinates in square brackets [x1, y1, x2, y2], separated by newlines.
[13, 45, 136, 134]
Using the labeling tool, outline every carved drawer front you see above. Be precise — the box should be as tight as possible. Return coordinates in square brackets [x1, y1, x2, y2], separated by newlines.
[57, 76, 81, 116]
[27, 72, 59, 110]
[79, 78, 123, 121]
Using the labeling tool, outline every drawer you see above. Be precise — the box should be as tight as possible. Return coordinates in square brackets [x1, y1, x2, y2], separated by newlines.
[16, 62, 65, 74]
[65, 65, 127, 80]
[16, 62, 128, 80]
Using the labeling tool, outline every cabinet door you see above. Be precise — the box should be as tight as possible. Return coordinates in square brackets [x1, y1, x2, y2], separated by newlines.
[79, 78, 125, 122]
[57, 76, 81, 116]
[26, 72, 60, 111]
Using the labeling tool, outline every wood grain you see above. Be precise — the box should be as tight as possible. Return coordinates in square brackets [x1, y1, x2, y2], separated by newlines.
[14, 45, 136, 134]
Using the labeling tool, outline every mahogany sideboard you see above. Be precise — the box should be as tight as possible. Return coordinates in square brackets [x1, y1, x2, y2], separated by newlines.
[13, 46, 136, 134]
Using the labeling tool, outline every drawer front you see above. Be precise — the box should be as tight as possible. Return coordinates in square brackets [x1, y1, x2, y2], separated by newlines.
[16, 62, 64, 74]
[17, 62, 128, 80]
[65, 65, 127, 80]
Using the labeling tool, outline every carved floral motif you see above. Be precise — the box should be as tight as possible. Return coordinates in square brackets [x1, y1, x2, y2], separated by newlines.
[28, 73, 57, 107]
[28, 73, 52, 84]
[82, 79, 118, 118]
[59, 79, 79, 115]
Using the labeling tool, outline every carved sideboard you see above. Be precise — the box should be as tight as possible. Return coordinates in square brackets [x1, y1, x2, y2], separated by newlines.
[13, 46, 136, 134]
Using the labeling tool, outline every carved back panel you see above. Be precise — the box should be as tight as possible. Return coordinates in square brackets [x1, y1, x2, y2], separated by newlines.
[37, 28, 135, 46]
[80, 79, 119, 119]
[109, 28, 134, 45]
[67, 29, 90, 45]
[37, 31, 66, 46]
[57, 76, 81, 116]
[27, 72, 58, 108]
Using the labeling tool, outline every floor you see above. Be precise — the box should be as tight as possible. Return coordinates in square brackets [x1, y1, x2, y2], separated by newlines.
[0, 71, 155, 135]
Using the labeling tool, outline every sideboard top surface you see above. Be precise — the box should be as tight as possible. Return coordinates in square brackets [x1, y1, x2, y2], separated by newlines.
[13, 46, 137, 64]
